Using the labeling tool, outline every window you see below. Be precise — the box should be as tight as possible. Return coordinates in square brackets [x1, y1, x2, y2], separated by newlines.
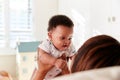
[0, 0, 33, 48]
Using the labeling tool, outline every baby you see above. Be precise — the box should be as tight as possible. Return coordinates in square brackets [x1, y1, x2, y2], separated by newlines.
[37, 15, 76, 80]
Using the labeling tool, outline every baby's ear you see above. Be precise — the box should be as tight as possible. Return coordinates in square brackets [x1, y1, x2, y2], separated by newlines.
[48, 32, 52, 40]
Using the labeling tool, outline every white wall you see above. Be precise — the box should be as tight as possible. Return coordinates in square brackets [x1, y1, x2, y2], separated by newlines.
[58, 0, 120, 50]
[58, 0, 91, 50]
[0, 55, 16, 80]
[33, 0, 58, 41]
[90, 0, 120, 41]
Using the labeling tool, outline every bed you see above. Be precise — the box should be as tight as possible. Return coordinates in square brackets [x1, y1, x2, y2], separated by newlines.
[52, 66, 120, 80]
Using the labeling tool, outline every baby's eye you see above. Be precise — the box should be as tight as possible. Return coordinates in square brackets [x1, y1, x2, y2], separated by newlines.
[68, 37, 72, 40]
[61, 37, 65, 40]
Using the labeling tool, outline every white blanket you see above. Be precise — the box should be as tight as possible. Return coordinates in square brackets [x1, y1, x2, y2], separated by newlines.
[51, 66, 120, 80]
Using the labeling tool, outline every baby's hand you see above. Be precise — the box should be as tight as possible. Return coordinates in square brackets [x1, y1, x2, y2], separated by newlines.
[54, 59, 67, 69]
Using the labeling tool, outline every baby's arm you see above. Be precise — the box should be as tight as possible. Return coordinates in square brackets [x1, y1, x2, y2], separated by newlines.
[38, 48, 67, 69]
[38, 48, 57, 65]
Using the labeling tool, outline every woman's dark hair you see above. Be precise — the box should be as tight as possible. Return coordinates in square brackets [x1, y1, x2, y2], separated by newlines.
[71, 35, 120, 73]
[47, 15, 74, 31]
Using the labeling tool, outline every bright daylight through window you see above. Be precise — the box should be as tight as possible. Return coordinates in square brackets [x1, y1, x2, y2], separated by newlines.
[0, 0, 33, 48]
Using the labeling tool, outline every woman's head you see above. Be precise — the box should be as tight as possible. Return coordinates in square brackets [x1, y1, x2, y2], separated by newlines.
[48, 15, 74, 51]
[71, 35, 120, 73]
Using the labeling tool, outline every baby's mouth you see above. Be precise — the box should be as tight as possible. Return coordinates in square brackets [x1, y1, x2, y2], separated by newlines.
[62, 45, 68, 49]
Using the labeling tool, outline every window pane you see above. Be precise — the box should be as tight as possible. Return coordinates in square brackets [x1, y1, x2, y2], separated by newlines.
[10, 31, 33, 47]
[0, 0, 33, 48]
[9, 0, 33, 48]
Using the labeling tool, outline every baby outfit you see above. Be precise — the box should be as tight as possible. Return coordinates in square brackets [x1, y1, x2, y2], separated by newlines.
[38, 39, 76, 80]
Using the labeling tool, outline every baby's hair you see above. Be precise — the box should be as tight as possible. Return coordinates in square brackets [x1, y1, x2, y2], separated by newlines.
[48, 15, 74, 31]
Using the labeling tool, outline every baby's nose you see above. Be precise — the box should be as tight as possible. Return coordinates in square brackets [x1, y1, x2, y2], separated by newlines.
[65, 39, 70, 44]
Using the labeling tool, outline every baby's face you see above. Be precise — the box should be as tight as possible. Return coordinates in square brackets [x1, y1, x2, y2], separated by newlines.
[48, 25, 73, 51]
